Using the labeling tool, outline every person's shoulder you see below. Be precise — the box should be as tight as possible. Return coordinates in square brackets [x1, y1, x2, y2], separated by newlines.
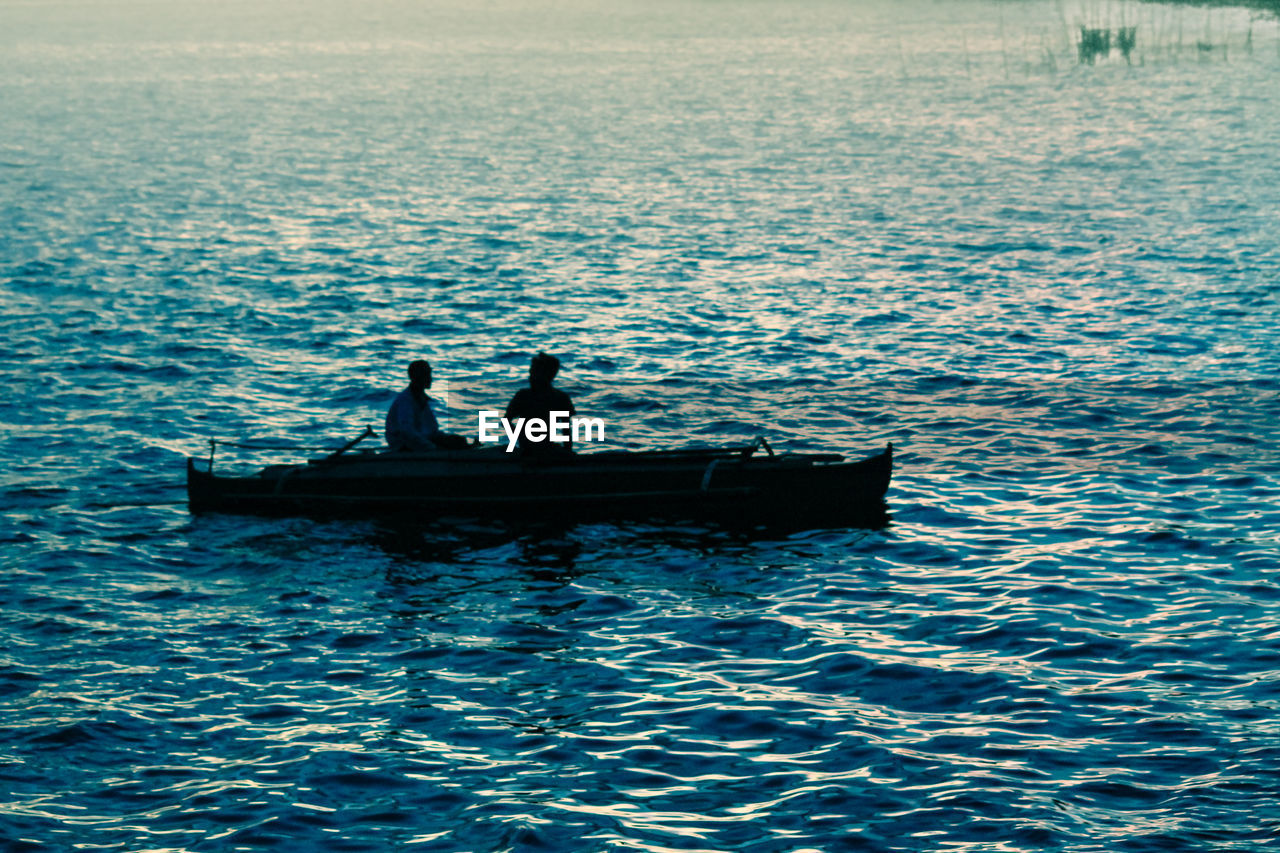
[505, 387, 533, 414]
[551, 387, 574, 411]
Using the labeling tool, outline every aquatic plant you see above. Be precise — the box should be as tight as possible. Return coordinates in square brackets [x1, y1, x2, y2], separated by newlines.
[995, 0, 1276, 75]
[1064, 0, 1275, 68]
[1078, 25, 1114, 63]
[1117, 25, 1139, 62]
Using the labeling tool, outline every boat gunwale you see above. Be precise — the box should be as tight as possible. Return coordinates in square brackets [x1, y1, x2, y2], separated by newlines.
[185, 442, 893, 527]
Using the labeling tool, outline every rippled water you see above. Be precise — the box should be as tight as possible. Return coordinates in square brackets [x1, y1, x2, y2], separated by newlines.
[4, 0, 1280, 849]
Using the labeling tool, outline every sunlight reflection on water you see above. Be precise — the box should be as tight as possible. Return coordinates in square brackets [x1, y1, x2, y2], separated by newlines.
[3, 0, 1280, 849]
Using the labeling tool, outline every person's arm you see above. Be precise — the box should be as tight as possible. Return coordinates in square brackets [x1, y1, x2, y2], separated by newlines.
[422, 396, 444, 443]
[504, 389, 525, 422]
[563, 391, 575, 450]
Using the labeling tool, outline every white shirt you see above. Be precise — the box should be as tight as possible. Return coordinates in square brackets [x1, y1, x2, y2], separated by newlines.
[385, 387, 441, 451]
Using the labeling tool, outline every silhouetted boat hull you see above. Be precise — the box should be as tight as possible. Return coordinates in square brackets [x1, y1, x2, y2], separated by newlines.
[186, 443, 892, 529]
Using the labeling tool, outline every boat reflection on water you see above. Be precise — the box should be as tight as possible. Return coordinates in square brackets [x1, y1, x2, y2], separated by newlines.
[370, 520, 586, 574]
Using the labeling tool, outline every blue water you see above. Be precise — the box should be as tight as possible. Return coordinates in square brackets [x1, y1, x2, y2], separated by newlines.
[4, 0, 1280, 849]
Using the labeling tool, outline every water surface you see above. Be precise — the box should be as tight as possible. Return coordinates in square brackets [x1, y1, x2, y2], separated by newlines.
[3, 1, 1280, 850]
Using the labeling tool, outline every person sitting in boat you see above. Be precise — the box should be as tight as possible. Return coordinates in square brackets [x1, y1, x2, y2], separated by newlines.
[504, 351, 575, 455]
[385, 359, 468, 451]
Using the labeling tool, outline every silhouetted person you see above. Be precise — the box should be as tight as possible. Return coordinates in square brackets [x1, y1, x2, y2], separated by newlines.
[505, 352, 575, 455]
[385, 360, 467, 451]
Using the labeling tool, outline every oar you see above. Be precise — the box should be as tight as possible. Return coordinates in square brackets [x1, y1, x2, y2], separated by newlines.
[323, 425, 376, 461]
[590, 445, 757, 459]
[591, 437, 778, 460]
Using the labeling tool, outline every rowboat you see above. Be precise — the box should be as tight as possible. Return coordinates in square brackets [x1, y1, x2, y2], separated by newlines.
[186, 436, 892, 530]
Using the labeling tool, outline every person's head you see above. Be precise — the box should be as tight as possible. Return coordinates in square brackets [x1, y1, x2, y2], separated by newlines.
[408, 359, 432, 390]
[529, 352, 560, 389]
